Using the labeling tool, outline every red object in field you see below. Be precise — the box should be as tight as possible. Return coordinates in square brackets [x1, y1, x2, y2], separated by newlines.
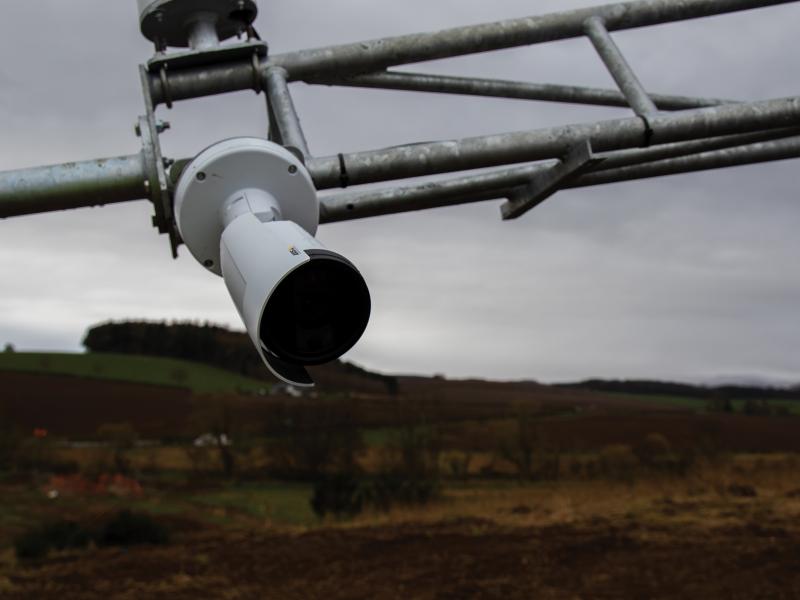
[33, 428, 47, 438]
[44, 474, 144, 498]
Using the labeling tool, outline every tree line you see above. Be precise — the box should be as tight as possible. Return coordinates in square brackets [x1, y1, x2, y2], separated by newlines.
[560, 378, 799, 401]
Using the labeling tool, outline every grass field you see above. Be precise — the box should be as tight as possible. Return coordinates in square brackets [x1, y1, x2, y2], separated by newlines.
[0, 352, 268, 394]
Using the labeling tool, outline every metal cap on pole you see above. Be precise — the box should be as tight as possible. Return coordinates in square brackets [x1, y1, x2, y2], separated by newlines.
[138, 0, 258, 50]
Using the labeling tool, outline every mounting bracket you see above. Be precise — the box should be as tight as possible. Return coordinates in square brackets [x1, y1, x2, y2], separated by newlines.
[138, 66, 179, 257]
[500, 141, 603, 220]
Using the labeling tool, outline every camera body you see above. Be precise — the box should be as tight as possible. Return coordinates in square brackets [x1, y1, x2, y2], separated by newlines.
[174, 138, 371, 386]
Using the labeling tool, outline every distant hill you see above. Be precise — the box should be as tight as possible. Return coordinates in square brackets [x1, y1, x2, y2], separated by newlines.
[560, 378, 800, 401]
[81, 321, 799, 403]
[82, 320, 399, 395]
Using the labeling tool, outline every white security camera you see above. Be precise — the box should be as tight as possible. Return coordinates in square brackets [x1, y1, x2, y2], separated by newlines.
[174, 138, 371, 387]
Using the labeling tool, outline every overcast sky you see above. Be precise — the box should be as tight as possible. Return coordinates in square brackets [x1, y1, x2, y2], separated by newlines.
[0, 0, 798, 385]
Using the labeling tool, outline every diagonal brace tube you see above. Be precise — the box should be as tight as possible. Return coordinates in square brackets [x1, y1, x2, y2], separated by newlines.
[583, 16, 658, 119]
[324, 71, 735, 111]
[263, 67, 310, 160]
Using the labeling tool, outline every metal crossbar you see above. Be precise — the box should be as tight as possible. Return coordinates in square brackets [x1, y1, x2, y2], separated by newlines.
[0, 0, 797, 257]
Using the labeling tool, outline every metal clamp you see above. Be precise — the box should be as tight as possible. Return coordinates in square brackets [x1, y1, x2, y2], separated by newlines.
[252, 51, 263, 92]
[159, 65, 173, 109]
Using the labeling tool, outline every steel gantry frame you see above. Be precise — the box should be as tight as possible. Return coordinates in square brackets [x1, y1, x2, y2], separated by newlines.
[1, 0, 798, 257]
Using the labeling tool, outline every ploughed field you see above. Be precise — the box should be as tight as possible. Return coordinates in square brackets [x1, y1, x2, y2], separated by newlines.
[3, 355, 800, 455]
[3, 485, 800, 600]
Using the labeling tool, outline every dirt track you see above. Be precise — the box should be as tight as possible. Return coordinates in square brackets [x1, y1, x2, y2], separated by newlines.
[4, 517, 800, 599]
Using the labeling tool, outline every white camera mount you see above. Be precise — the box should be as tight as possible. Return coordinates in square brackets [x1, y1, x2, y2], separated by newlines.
[174, 137, 318, 277]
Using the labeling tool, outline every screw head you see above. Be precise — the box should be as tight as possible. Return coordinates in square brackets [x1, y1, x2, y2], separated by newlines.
[288, 165, 298, 174]
[203, 259, 214, 268]
[196, 172, 206, 181]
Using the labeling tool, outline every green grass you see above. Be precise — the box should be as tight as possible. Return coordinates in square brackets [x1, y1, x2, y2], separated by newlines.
[605, 392, 800, 415]
[619, 394, 707, 411]
[729, 398, 800, 415]
[0, 480, 316, 546]
[189, 482, 315, 525]
[362, 427, 401, 447]
[0, 351, 269, 394]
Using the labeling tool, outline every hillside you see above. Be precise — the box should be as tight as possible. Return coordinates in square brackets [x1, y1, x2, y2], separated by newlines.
[0, 352, 268, 394]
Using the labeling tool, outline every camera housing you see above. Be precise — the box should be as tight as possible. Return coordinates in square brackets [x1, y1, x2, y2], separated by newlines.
[174, 138, 371, 386]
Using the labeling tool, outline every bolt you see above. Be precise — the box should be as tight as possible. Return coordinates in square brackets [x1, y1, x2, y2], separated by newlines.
[196, 172, 206, 181]
[288, 165, 298, 174]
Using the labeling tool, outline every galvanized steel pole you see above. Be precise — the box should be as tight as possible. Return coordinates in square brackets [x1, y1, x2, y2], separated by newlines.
[319, 136, 800, 223]
[574, 136, 800, 187]
[0, 155, 148, 218]
[307, 97, 800, 189]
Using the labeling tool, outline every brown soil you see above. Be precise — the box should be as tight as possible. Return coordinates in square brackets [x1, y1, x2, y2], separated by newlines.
[0, 372, 195, 437]
[4, 517, 799, 599]
[443, 413, 800, 453]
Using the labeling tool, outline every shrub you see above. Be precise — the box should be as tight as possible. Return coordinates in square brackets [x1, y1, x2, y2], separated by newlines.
[446, 451, 472, 480]
[311, 473, 365, 518]
[14, 512, 167, 560]
[266, 398, 365, 480]
[14, 531, 50, 561]
[310, 473, 440, 518]
[727, 484, 758, 498]
[365, 474, 438, 511]
[14, 520, 90, 561]
[42, 520, 91, 551]
[96, 510, 168, 547]
[635, 433, 674, 471]
[498, 413, 560, 481]
[599, 444, 639, 481]
[96, 422, 138, 475]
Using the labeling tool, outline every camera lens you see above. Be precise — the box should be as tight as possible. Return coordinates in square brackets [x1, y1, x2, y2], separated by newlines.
[260, 252, 370, 364]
